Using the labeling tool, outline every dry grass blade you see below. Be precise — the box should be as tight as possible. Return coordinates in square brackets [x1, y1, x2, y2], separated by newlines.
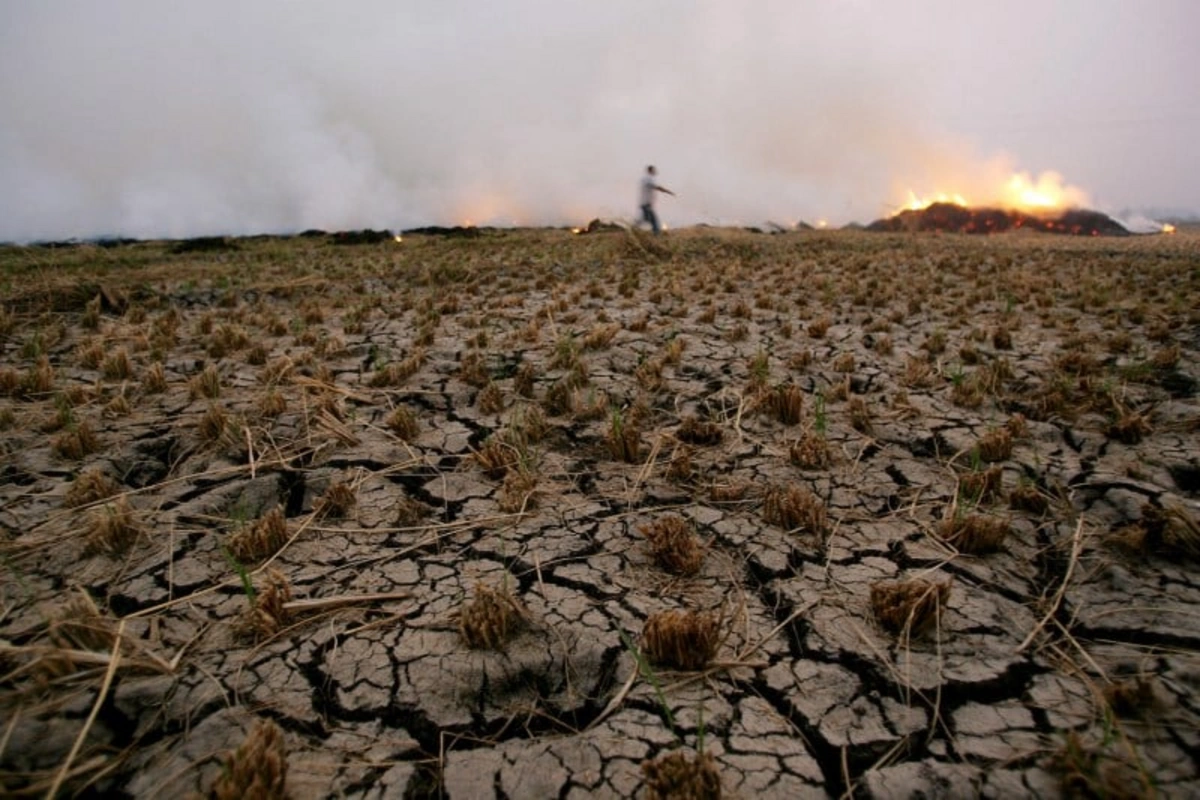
[46, 618, 127, 800]
[641, 750, 722, 800]
[211, 718, 289, 800]
[640, 515, 705, 576]
[870, 579, 950, 638]
[458, 581, 530, 650]
[642, 608, 723, 671]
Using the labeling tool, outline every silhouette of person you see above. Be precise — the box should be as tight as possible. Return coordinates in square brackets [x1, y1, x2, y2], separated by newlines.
[638, 165, 675, 235]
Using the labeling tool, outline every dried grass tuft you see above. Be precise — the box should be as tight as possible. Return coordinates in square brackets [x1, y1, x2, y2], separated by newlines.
[641, 750, 722, 800]
[1045, 731, 1147, 800]
[189, 363, 221, 399]
[498, 468, 538, 513]
[473, 436, 519, 479]
[870, 579, 950, 638]
[958, 466, 1003, 504]
[385, 405, 420, 440]
[85, 496, 142, 556]
[228, 506, 289, 563]
[640, 515, 705, 576]
[606, 409, 642, 463]
[234, 569, 293, 643]
[141, 361, 168, 394]
[677, 415, 722, 446]
[1009, 483, 1050, 515]
[762, 484, 826, 542]
[788, 432, 832, 470]
[1132, 502, 1200, 560]
[101, 347, 133, 381]
[641, 608, 723, 671]
[64, 468, 120, 508]
[1103, 677, 1159, 719]
[937, 513, 1009, 554]
[49, 590, 115, 652]
[1106, 407, 1153, 445]
[847, 396, 873, 434]
[459, 581, 529, 650]
[709, 482, 750, 503]
[52, 420, 100, 460]
[314, 481, 356, 518]
[766, 383, 804, 426]
[477, 381, 504, 414]
[976, 427, 1013, 462]
[211, 719, 289, 800]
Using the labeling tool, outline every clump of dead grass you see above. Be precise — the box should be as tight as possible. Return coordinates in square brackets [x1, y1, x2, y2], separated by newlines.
[976, 427, 1013, 462]
[189, 363, 221, 399]
[765, 383, 804, 425]
[234, 568, 293, 643]
[477, 381, 504, 414]
[847, 396, 872, 434]
[642, 607, 724, 671]
[459, 580, 530, 650]
[1110, 502, 1200, 560]
[1009, 481, 1050, 515]
[709, 481, 750, 503]
[788, 432, 832, 470]
[64, 468, 120, 508]
[101, 347, 133, 381]
[48, 590, 115, 652]
[936, 513, 1009, 554]
[141, 361, 168, 394]
[607, 407, 642, 462]
[762, 484, 827, 541]
[870, 579, 950, 638]
[385, 405, 420, 440]
[957, 466, 1003, 504]
[641, 750, 722, 800]
[211, 718, 289, 800]
[640, 515, 705, 576]
[498, 468, 539, 513]
[677, 415, 722, 446]
[1106, 405, 1152, 445]
[314, 481, 356, 518]
[85, 496, 143, 556]
[1045, 731, 1149, 800]
[227, 506, 289, 563]
[52, 420, 100, 460]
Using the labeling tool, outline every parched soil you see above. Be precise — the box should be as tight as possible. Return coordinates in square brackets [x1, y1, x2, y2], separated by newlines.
[1, 227, 1198, 798]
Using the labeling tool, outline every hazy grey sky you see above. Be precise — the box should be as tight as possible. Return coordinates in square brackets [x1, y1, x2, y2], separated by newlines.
[1, 1, 1197, 240]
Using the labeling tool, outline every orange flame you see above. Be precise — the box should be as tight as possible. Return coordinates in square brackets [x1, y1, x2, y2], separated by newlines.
[896, 170, 1090, 217]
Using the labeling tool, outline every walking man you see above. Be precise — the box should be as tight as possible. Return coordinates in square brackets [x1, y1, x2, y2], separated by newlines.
[638, 165, 675, 235]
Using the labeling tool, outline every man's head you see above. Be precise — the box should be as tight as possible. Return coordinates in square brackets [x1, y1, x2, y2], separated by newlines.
[647, 165, 656, 176]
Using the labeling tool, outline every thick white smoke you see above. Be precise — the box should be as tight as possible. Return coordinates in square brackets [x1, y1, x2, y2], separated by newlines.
[1, 1, 1194, 240]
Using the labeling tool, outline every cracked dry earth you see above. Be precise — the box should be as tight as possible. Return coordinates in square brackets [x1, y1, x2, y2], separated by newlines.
[1, 227, 1199, 799]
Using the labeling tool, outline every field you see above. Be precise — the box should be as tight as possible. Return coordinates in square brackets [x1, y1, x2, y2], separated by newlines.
[1, 226, 1198, 798]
